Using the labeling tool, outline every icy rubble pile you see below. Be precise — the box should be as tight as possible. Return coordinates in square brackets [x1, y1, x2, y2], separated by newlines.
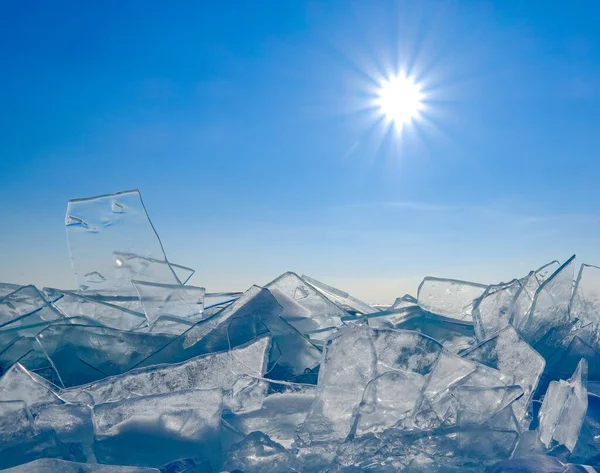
[2, 191, 600, 472]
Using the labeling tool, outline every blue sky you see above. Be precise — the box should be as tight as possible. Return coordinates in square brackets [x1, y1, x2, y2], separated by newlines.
[1, 1, 600, 302]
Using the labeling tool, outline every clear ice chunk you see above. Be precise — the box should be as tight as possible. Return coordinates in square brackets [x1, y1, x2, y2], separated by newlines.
[34, 403, 93, 446]
[136, 286, 273, 367]
[512, 260, 561, 332]
[301, 274, 376, 315]
[60, 334, 271, 405]
[224, 378, 316, 448]
[521, 255, 576, 346]
[569, 263, 600, 351]
[472, 279, 522, 342]
[538, 359, 588, 452]
[48, 289, 147, 331]
[0, 285, 64, 331]
[93, 388, 222, 468]
[65, 190, 183, 293]
[0, 363, 63, 408]
[132, 280, 205, 326]
[417, 276, 487, 321]
[204, 291, 243, 309]
[223, 431, 295, 473]
[391, 309, 476, 353]
[0, 459, 161, 472]
[352, 370, 423, 436]
[298, 324, 378, 443]
[463, 325, 546, 423]
[391, 293, 418, 310]
[266, 272, 347, 340]
[35, 323, 174, 387]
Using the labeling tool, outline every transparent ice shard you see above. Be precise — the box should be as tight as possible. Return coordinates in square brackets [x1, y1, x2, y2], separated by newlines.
[417, 276, 487, 321]
[204, 291, 243, 309]
[0, 430, 68, 470]
[453, 384, 523, 425]
[301, 274, 376, 315]
[352, 371, 423, 436]
[391, 293, 418, 310]
[538, 359, 588, 452]
[136, 286, 273, 367]
[132, 280, 205, 326]
[0, 363, 63, 408]
[223, 432, 295, 473]
[298, 324, 378, 443]
[93, 388, 222, 468]
[60, 335, 271, 405]
[463, 325, 545, 423]
[35, 323, 174, 387]
[0, 285, 64, 331]
[512, 260, 561, 332]
[0, 335, 61, 386]
[48, 289, 146, 331]
[65, 190, 183, 293]
[0, 282, 22, 298]
[266, 272, 347, 339]
[0, 459, 161, 472]
[224, 378, 316, 448]
[391, 310, 476, 353]
[520, 255, 576, 346]
[569, 264, 600, 350]
[365, 304, 421, 329]
[472, 279, 522, 342]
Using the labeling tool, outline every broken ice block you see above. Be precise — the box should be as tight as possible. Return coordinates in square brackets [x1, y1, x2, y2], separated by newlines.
[0, 459, 161, 472]
[93, 388, 222, 468]
[301, 274, 376, 315]
[472, 279, 522, 342]
[0, 363, 63, 408]
[266, 272, 347, 339]
[65, 190, 183, 293]
[391, 293, 418, 310]
[569, 264, 600, 351]
[299, 324, 378, 443]
[35, 323, 173, 386]
[136, 286, 273, 366]
[352, 370, 423, 436]
[392, 309, 476, 353]
[538, 359, 588, 452]
[60, 335, 271, 405]
[512, 260, 561, 332]
[132, 280, 205, 326]
[224, 378, 316, 448]
[0, 285, 64, 331]
[49, 289, 146, 331]
[365, 305, 421, 329]
[417, 276, 487, 321]
[223, 431, 295, 473]
[463, 325, 545, 423]
[453, 384, 523, 425]
[204, 291, 243, 309]
[521, 255, 576, 346]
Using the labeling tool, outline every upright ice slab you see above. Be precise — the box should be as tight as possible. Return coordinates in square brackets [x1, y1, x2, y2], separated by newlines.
[472, 279, 522, 342]
[65, 190, 183, 293]
[538, 359, 588, 452]
[463, 325, 545, 423]
[301, 274, 376, 315]
[132, 280, 205, 326]
[417, 276, 487, 322]
[521, 255, 576, 346]
[570, 264, 600, 351]
[265, 272, 348, 341]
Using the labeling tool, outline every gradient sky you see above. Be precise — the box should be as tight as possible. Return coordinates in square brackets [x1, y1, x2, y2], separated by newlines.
[2, 1, 600, 302]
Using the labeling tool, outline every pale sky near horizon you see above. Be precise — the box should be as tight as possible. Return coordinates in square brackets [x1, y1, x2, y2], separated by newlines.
[2, 1, 600, 303]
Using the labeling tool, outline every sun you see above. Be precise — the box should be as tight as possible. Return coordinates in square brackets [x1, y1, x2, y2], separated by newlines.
[376, 74, 424, 129]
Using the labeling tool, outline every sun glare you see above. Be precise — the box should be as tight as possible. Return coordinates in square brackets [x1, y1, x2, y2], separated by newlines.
[376, 74, 424, 129]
